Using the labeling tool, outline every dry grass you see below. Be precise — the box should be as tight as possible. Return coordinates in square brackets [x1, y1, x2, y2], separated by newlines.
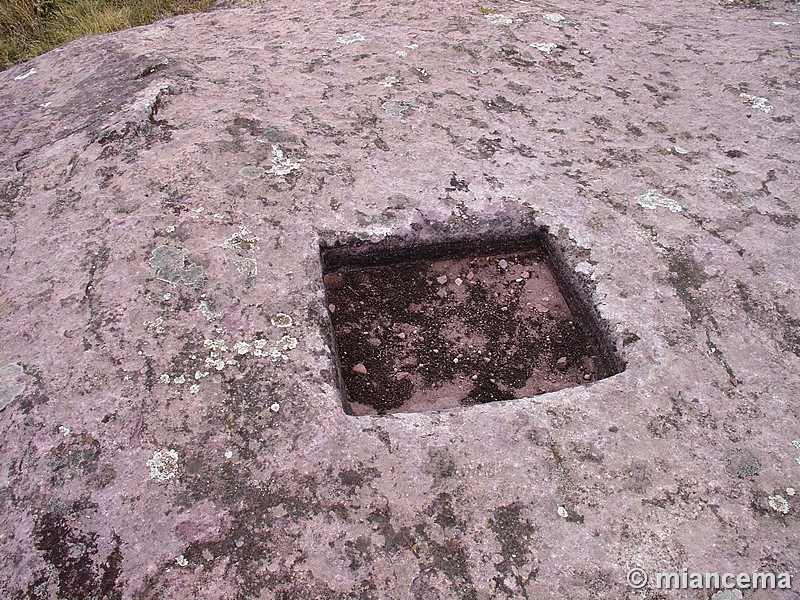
[0, 0, 212, 70]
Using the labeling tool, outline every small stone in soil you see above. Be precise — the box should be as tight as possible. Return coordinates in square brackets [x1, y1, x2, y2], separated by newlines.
[535, 303, 549, 313]
[352, 363, 368, 375]
[436, 275, 448, 284]
[556, 357, 568, 368]
[498, 259, 508, 269]
[328, 303, 336, 313]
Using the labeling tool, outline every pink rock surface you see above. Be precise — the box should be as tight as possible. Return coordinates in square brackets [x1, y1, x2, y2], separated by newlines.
[0, 0, 798, 597]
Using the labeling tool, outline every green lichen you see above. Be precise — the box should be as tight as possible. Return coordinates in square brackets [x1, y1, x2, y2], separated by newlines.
[768, 494, 789, 514]
[270, 313, 293, 328]
[149, 246, 205, 289]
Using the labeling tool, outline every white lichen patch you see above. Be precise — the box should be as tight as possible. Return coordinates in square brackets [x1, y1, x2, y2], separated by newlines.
[269, 145, 304, 177]
[144, 316, 166, 335]
[160, 374, 171, 384]
[233, 341, 252, 355]
[271, 313, 293, 328]
[199, 300, 221, 322]
[382, 100, 414, 117]
[543, 13, 566, 23]
[768, 494, 790, 514]
[267, 335, 298, 360]
[484, 13, 513, 25]
[147, 449, 179, 482]
[557, 506, 569, 519]
[739, 93, 772, 113]
[252, 338, 269, 356]
[173, 374, 186, 385]
[531, 42, 558, 54]
[791, 440, 800, 450]
[221, 227, 260, 253]
[239, 166, 265, 180]
[636, 189, 684, 213]
[189, 384, 200, 394]
[0, 363, 26, 412]
[338, 33, 365, 45]
[224, 450, 233, 459]
[205, 357, 226, 371]
[175, 555, 189, 567]
[58, 426, 71, 437]
[379, 76, 399, 87]
[204, 338, 230, 371]
[270, 402, 281, 412]
[235, 258, 257, 274]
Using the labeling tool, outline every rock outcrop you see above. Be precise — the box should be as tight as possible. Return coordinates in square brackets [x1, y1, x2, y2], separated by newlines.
[1, 0, 798, 597]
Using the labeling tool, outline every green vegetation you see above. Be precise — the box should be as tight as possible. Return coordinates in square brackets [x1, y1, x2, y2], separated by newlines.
[0, 0, 212, 70]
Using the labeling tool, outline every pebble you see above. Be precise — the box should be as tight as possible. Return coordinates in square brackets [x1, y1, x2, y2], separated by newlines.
[522, 271, 531, 279]
[352, 363, 368, 375]
[455, 277, 463, 286]
[397, 332, 406, 339]
[436, 275, 448, 284]
[395, 372, 409, 380]
[328, 303, 336, 313]
[498, 259, 508, 269]
[534, 304, 549, 313]
[556, 357, 568, 368]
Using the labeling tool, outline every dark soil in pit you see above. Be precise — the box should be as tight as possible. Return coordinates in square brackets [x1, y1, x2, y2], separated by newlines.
[324, 244, 613, 415]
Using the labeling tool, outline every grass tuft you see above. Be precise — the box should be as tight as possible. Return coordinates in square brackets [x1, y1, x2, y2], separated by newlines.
[0, 0, 212, 70]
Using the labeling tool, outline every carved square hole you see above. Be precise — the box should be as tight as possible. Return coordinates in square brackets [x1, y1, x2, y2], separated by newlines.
[321, 228, 623, 415]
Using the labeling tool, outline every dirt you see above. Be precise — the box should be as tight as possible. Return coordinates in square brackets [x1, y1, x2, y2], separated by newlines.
[324, 241, 618, 415]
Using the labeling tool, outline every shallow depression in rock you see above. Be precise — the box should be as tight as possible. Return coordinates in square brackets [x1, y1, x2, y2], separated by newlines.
[322, 236, 622, 415]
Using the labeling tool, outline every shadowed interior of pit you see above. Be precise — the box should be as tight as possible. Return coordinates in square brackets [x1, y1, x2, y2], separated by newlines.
[321, 233, 623, 415]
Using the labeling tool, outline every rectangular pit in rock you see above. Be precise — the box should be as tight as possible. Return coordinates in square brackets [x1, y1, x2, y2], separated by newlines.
[321, 228, 623, 415]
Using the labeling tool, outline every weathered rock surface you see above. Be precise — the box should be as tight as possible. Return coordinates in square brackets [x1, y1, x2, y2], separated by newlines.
[1, 0, 799, 598]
